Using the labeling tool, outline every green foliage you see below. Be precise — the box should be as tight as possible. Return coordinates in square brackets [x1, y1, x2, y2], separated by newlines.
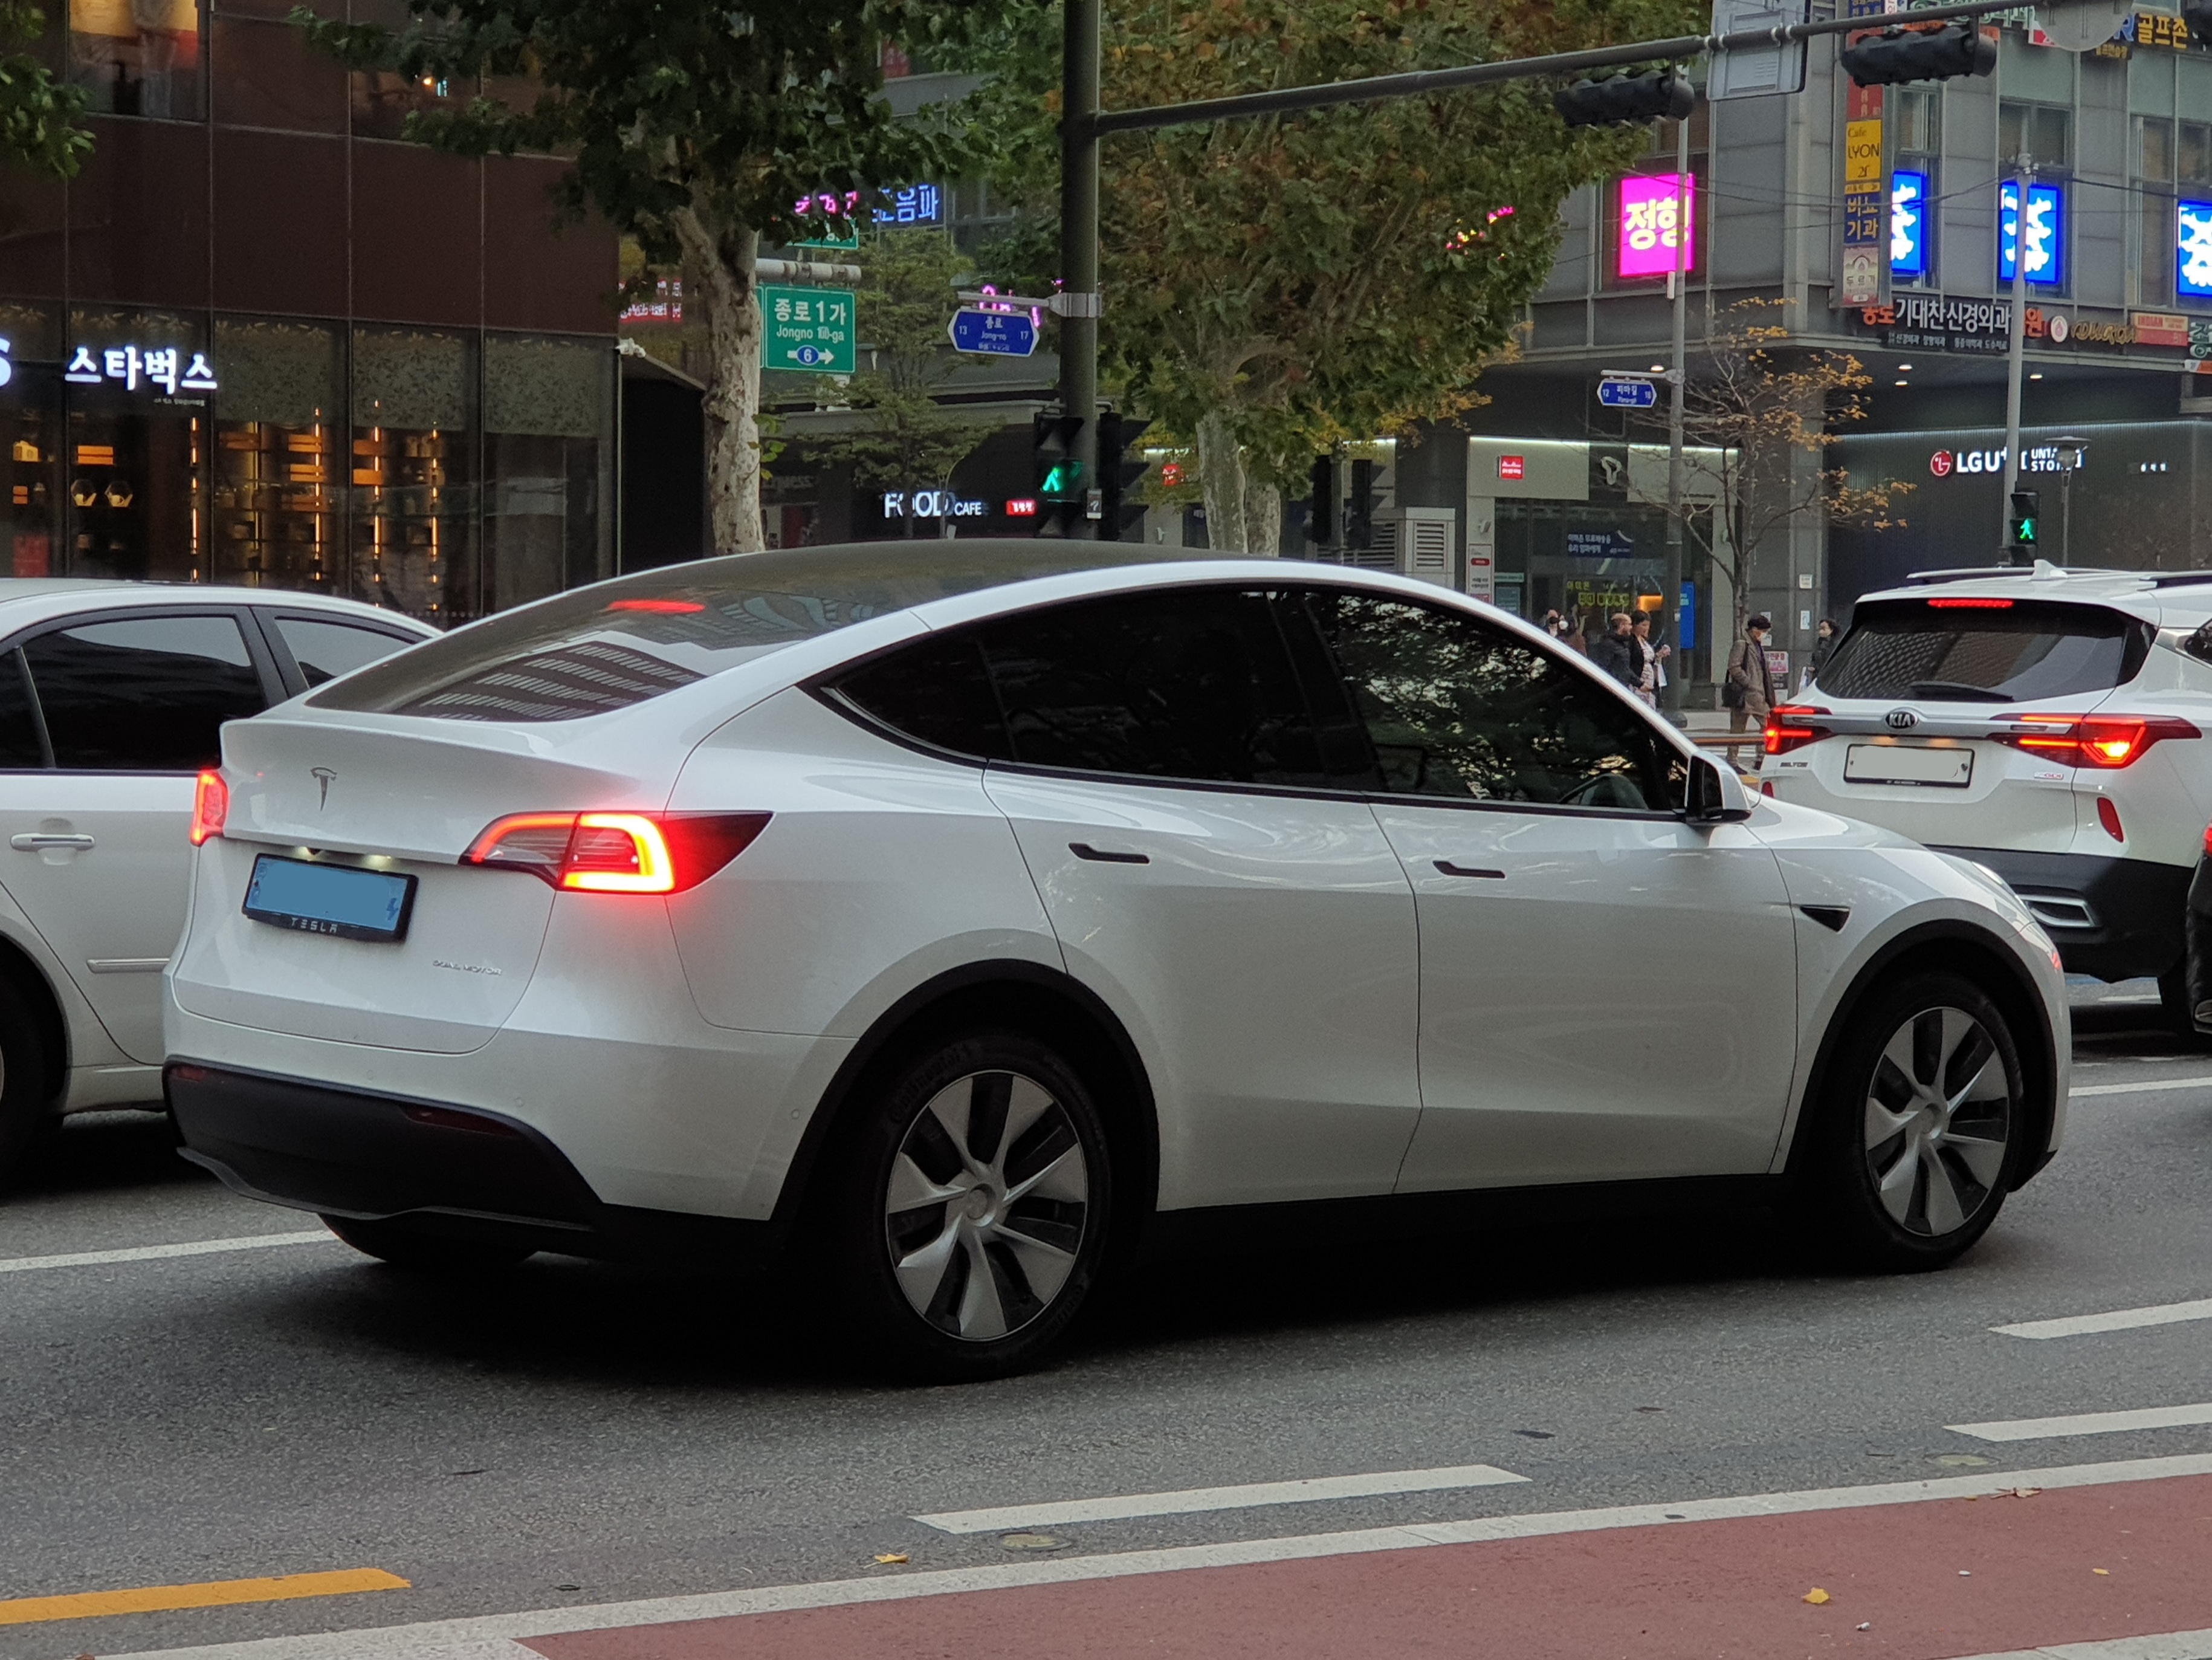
[803, 229, 998, 511]
[0, 3, 92, 179]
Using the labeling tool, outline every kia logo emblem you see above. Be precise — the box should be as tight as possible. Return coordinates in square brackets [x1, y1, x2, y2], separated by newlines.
[1884, 708, 1919, 730]
[311, 767, 336, 808]
[1929, 450, 1954, 477]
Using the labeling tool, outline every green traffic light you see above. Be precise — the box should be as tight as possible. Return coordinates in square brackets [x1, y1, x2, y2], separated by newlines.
[1041, 461, 1086, 501]
[2012, 517, 2038, 545]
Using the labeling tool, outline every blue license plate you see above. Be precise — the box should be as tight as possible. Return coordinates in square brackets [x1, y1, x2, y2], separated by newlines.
[243, 855, 416, 943]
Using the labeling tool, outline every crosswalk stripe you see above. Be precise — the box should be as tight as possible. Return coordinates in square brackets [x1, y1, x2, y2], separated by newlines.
[1948, 1403, 2212, 1442]
[2071, 1076, 2212, 1097]
[914, 1464, 1528, 1534]
[1993, 1297, 2212, 1340]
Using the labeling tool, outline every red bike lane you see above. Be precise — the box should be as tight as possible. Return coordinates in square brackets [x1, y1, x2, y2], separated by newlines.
[523, 1473, 2212, 1660]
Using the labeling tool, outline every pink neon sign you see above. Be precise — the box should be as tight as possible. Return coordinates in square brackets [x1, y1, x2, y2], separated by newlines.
[1618, 173, 1695, 280]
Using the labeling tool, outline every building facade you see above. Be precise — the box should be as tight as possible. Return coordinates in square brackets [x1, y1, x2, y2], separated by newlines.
[0, 0, 621, 627]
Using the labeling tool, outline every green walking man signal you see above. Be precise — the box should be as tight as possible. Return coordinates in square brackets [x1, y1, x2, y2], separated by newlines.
[2010, 489, 2040, 549]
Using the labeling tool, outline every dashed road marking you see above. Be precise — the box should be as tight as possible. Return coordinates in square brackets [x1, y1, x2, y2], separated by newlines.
[914, 1463, 1529, 1534]
[1948, 1403, 2212, 1442]
[2071, 1076, 2212, 1098]
[0, 1230, 332, 1276]
[1994, 1297, 2212, 1341]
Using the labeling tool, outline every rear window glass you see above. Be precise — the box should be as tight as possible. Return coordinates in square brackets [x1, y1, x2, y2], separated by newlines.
[310, 542, 1204, 723]
[1816, 599, 2151, 702]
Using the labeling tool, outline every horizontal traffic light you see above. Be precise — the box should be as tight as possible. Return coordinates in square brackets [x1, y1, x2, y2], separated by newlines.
[1838, 22, 1996, 87]
[1553, 69, 1695, 128]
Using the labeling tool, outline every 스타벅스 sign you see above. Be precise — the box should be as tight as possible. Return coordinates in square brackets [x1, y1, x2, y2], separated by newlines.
[62, 342, 216, 395]
[1617, 174, 1695, 280]
[762, 285, 856, 374]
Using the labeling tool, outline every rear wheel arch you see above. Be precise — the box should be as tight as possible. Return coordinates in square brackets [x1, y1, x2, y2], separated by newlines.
[1785, 922, 2058, 1193]
[775, 961, 1160, 1253]
[0, 929, 68, 1105]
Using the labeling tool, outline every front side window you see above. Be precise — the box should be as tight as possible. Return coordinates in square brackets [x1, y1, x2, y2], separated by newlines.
[1305, 592, 1686, 812]
[23, 614, 266, 770]
[1817, 600, 2149, 702]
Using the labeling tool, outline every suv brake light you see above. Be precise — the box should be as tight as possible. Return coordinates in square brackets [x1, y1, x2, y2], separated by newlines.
[1993, 714, 2199, 768]
[1765, 704, 1831, 756]
[190, 770, 228, 845]
[462, 811, 770, 893]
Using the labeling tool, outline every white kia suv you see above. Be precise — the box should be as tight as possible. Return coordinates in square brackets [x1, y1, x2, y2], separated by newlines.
[0, 582, 433, 1179]
[1766, 562, 2212, 1024]
[163, 544, 2069, 1376]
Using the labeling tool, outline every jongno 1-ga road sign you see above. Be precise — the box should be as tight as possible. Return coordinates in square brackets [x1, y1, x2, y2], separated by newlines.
[949, 307, 1039, 357]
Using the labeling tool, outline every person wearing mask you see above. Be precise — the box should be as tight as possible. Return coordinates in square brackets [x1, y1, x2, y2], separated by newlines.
[1632, 612, 1671, 708]
[1542, 609, 1566, 638]
[1724, 614, 1777, 764]
[1595, 612, 1640, 691]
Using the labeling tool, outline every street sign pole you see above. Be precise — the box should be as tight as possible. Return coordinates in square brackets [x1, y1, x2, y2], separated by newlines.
[2000, 157, 2033, 563]
[1057, 0, 1102, 539]
[1662, 112, 1690, 724]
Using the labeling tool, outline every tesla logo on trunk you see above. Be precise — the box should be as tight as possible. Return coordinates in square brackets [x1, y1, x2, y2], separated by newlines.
[311, 767, 336, 808]
[1884, 709, 1919, 730]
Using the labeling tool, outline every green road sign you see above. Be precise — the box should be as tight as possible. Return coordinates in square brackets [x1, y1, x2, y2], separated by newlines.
[762, 285, 856, 374]
[793, 227, 861, 251]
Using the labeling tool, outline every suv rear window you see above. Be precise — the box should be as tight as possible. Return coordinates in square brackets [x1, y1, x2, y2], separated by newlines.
[1816, 598, 2152, 702]
[311, 542, 1203, 723]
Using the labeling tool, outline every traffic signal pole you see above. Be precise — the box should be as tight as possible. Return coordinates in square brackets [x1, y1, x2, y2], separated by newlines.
[1662, 114, 1690, 723]
[2000, 155, 2032, 563]
[1059, 0, 1103, 540]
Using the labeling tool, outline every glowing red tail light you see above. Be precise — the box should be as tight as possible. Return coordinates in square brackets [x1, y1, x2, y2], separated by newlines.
[190, 770, 228, 845]
[1994, 715, 2199, 769]
[1927, 597, 2014, 609]
[1764, 704, 1831, 756]
[462, 811, 769, 893]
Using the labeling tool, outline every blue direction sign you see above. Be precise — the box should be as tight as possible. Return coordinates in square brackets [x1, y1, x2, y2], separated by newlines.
[1597, 375, 1659, 409]
[948, 307, 1038, 357]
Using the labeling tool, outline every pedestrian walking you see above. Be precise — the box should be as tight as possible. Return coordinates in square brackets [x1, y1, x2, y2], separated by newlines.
[1595, 612, 1640, 692]
[1804, 617, 1838, 689]
[1632, 613, 1670, 708]
[1724, 614, 1777, 765]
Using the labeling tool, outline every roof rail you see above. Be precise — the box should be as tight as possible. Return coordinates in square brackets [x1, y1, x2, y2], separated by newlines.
[2139, 570, 2212, 588]
[1902, 566, 2033, 584]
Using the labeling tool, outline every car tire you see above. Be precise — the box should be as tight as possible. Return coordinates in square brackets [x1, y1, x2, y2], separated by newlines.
[0, 976, 56, 1187]
[321, 1214, 535, 1274]
[1802, 971, 2024, 1271]
[813, 1030, 1113, 1381]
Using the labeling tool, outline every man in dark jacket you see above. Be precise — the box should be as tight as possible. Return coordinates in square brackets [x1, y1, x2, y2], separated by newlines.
[1594, 612, 1640, 690]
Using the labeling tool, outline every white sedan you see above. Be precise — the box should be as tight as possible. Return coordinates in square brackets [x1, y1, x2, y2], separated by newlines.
[163, 545, 2069, 1377]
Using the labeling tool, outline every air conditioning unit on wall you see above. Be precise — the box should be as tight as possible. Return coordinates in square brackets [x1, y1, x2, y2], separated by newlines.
[1395, 507, 1456, 587]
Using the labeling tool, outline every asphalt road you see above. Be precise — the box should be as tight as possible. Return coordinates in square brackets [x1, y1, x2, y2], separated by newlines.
[3, 985, 2210, 1659]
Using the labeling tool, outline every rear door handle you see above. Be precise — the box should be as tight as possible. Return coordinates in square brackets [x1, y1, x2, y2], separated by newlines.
[11, 833, 94, 851]
[1070, 842, 1149, 865]
[1434, 860, 1504, 879]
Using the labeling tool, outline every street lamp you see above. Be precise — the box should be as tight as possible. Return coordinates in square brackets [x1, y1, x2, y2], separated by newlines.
[2054, 435, 2086, 566]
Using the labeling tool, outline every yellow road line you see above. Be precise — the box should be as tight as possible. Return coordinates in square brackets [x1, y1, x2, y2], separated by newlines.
[0, 1568, 407, 1626]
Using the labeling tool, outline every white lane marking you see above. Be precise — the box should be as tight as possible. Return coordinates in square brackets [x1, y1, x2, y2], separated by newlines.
[0, 1230, 332, 1275]
[1948, 1629, 2212, 1660]
[1994, 1297, 2212, 1341]
[914, 1463, 1528, 1535]
[102, 1451, 2212, 1660]
[1948, 1403, 2212, 1442]
[2071, 1076, 2212, 1097]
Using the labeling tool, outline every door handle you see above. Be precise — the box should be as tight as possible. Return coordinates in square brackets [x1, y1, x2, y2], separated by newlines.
[10, 833, 94, 851]
[1433, 860, 1504, 880]
[1070, 842, 1149, 865]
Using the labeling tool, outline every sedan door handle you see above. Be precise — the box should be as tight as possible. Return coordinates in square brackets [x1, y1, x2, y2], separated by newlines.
[10, 833, 94, 851]
[1070, 842, 1149, 865]
[1434, 860, 1504, 880]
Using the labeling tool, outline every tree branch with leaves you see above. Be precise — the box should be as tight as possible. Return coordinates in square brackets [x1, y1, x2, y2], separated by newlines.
[0, 3, 90, 178]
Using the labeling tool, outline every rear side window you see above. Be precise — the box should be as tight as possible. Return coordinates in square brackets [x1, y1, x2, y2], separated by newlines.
[24, 614, 267, 770]
[1818, 599, 2151, 702]
[271, 616, 418, 687]
[832, 635, 1015, 761]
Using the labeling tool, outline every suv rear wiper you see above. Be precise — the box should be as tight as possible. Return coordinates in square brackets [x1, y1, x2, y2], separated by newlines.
[1906, 681, 2013, 702]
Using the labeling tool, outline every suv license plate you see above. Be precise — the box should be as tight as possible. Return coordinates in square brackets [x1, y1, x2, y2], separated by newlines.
[243, 854, 417, 942]
[1843, 744, 1973, 788]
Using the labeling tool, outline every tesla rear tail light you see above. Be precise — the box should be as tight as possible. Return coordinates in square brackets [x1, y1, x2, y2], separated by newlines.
[462, 811, 769, 893]
[1765, 704, 1831, 756]
[190, 770, 228, 845]
[1994, 714, 2199, 769]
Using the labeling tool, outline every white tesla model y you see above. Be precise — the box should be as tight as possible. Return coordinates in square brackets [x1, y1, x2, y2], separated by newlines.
[166, 543, 2070, 1376]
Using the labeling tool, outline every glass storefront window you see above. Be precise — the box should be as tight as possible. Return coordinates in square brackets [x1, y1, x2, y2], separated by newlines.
[483, 334, 612, 614]
[71, 0, 205, 119]
[63, 306, 210, 582]
[0, 303, 61, 580]
[351, 326, 475, 625]
[210, 318, 340, 590]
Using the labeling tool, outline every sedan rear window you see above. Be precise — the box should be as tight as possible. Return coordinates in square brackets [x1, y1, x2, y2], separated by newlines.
[309, 542, 1201, 722]
[1816, 599, 2152, 703]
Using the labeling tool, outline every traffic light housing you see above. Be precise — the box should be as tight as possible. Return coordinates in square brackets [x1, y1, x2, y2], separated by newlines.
[1032, 410, 1085, 537]
[1838, 22, 1996, 87]
[1553, 69, 1695, 128]
[1097, 411, 1151, 541]
[2010, 489, 2040, 550]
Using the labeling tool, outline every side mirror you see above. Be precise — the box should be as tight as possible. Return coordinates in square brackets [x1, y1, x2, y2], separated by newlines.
[1686, 753, 1754, 824]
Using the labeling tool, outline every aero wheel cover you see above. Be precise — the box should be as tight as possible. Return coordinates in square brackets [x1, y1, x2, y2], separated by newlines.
[1863, 1005, 2013, 1238]
[883, 1070, 1091, 1343]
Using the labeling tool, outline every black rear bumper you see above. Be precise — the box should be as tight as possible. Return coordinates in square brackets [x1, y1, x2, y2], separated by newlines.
[1930, 846, 2187, 982]
[164, 1060, 774, 1266]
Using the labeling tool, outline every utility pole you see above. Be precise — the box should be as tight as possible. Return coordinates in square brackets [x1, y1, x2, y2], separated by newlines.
[1058, 0, 1104, 539]
[2000, 155, 2032, 563]
[1662, 113, 1690, 723]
